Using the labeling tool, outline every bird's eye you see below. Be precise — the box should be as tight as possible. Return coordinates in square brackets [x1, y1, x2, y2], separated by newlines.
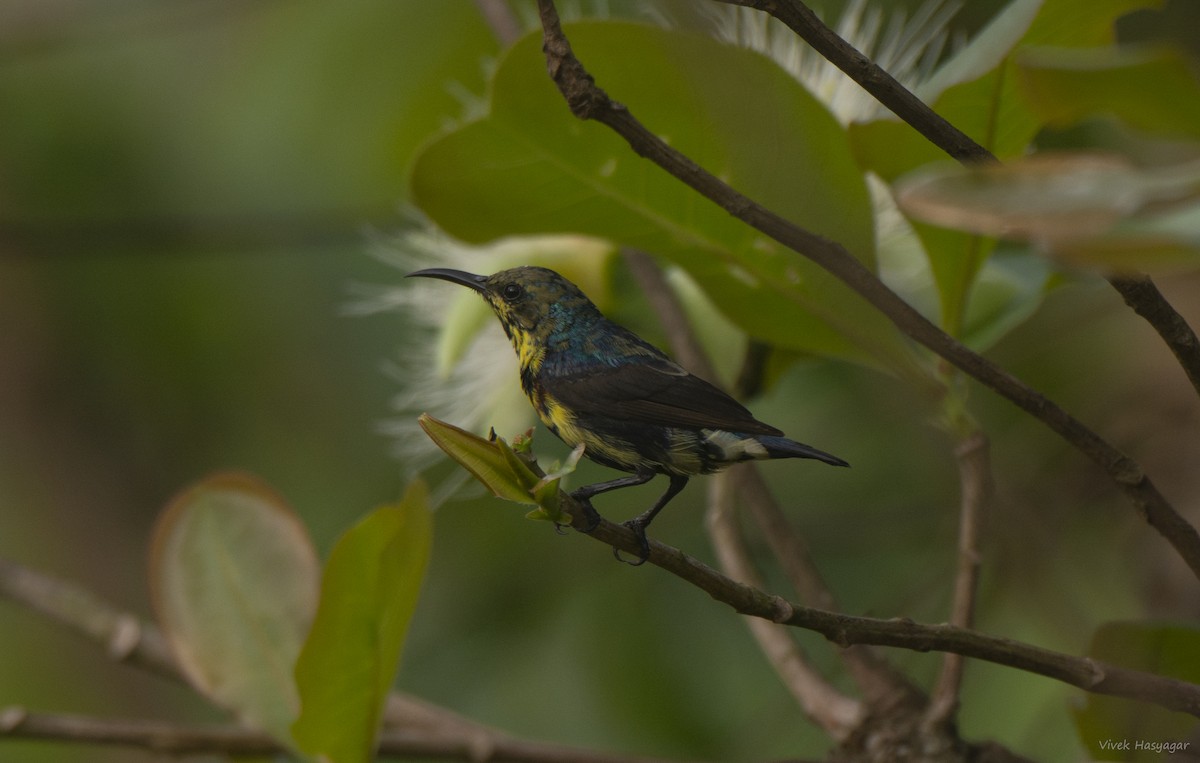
[501, 283, 524, 302]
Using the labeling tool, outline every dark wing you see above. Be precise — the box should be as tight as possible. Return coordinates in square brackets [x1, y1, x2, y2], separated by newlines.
[543, 357, 783, 436]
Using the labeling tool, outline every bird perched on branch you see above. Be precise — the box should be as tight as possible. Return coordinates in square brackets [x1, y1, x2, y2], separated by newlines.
[408, 265, 848, 564]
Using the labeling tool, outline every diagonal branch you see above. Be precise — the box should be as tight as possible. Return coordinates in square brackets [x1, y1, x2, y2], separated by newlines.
[706, 472, 864, 738]
[720, 0, 1200, 412]
[710, 0, 993, 165]
[622, 249, 922, 710]
[545, 494, 1200, 718]
[1108, 274, 1200, 399]
[0, 708, 702, 763]
[925, 430, 992, 729]
[534, 0, 1200, 580]
[0, 558, 680, 763]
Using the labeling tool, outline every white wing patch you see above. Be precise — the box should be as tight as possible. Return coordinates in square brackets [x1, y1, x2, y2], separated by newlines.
[703, 429, 768, 461]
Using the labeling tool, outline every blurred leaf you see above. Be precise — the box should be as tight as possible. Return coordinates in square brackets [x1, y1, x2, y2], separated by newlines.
[895, 152, 1200, 271]
[291, 481, 432, 763]
[1017, 45, 1200, 141]
[1072, 621, 1200, 761]
[1051, 200, 1200, 271]
[149, 472, 319, 746]
[418, 413, 540, 506]
[412, 21, 926, 377]
[896, 153, 1197, 238]
[959, 253, 1058, 351]
[851, 0, 1158, 332]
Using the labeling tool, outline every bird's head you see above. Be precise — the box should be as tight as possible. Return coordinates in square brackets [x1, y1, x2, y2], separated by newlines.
[407, 266, 600, 348]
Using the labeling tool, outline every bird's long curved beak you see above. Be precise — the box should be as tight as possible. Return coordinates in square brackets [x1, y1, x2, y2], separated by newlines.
[406, 268, 488, 293]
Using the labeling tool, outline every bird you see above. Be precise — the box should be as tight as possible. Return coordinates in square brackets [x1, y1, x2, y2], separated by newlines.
[407, 265, 848, 564]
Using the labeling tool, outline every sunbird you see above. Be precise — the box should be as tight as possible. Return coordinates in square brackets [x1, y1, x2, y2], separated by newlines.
[408, 266, 848, 564]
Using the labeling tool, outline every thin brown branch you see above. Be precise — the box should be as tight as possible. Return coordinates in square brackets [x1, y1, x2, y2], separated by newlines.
[1109, 273, 1200, 399]
[621, 249, 920, 710]
[706, 472, 864, 738]
[719, 3, 1200, 436]
[728, 466, 928, 713]
[0, 708, 696, 763]
[0, 558, 177, 678]
[925, 431, 992, 729]
[710, 0, 993, 165]
[549, 496, 1200, 718]
[0, 557, 671, 763]
[534, 0, 1200, 580]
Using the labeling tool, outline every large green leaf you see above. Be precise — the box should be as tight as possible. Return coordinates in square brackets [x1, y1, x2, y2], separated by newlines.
[149, 472, 319, 747]
[1017, 45, 1200, 142]
[1072, 621, 1200, 761]
[411, 21, 922, 376]
[291, 480, 432, 763]
[850, 0, 1160, 333]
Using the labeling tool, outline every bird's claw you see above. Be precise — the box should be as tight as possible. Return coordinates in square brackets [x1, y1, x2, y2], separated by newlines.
[612, 520, 651, 566]
[564, 492, 602, 534]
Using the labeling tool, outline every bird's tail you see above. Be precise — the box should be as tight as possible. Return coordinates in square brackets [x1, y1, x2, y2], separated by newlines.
[755, 435, 849, 467]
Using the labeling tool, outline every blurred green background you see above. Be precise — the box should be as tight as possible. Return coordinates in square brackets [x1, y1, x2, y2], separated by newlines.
[2, 1, 1199, 762]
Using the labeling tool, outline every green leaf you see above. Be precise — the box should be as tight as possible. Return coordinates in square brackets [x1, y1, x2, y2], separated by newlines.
[526, 443, 585, 522]
[851, 0, 1159, 332]
[291, 481, 432, 763]
[1072, 621, 1200, 761]
[149, 472, 319, 746]
[1017, 45, 1200, 141]
[411, 21, 924, 376]
[419, 414, 579, 523]
[418, 413, 540, 505]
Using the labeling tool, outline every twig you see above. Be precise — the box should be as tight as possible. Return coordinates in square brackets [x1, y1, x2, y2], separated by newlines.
[706, 473, 864, 739]
[0, 557, 667, 763]
[621, 249, 920, 712]
[0, 558, 177, 678]
[1108, 274, 1200, 400]
[534, 0, 1200, 580]
[709, 0, 992, 165]
[0, 708, 697, 763]
[721, 1, 1200, 417]
[549, 496, 1200, 718]
[728, 466, 927, 713]
[925, 431, 992, 729]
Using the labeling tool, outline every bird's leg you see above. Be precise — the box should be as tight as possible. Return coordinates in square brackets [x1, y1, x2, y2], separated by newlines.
[617, 474, 689, 567]
[567, 468, 656, 536]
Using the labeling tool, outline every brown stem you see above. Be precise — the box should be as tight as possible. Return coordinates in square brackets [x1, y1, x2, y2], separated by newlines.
[550, 496, 1200, 718]
[622, 249, 921, 709]
[534, 0, 1200, 580]
[706, 473, 864, 738]
[709, 0, 993, 165]
[0, 708, 699, 763]
[925, 431, 992, 728]
[1108, 274, 1200, 399]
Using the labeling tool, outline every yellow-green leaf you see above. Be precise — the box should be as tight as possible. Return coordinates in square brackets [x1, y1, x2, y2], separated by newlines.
[418, 413, 540, 506]
[291, 480, 432, 763]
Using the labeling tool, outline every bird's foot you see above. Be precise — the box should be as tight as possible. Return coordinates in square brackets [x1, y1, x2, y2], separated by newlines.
[563, 491, 602, 534]
[612, 519, 651, 566]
